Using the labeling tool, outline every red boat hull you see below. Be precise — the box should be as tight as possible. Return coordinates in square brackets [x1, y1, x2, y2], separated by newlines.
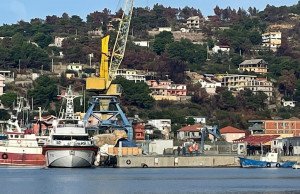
[0, 152, 45, 166]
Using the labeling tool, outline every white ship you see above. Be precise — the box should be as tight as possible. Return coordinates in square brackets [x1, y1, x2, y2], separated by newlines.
[42, 86, 98, 168]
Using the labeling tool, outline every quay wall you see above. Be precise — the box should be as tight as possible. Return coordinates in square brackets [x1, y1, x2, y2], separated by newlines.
[116, 155, 300, 168]
[117, 155, 241, 168]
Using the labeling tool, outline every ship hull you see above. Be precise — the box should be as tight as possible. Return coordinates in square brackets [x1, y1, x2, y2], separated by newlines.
[44, 146, 98, 168]
[239, 157, 296, 168]
[0, 147, 45, 166]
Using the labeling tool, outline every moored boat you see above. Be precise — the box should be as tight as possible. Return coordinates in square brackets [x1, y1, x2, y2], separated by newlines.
[239, 152, 296, 168]
[42, 86, 98, 168]
[0, 119, 45, 166]
[293, 164, 300, 169]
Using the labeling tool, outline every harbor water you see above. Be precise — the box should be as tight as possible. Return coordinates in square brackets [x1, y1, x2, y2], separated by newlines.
[0, 167, 300, 194]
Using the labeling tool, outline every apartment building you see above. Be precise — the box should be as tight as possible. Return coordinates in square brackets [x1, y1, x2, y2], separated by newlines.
[262, 31, 281, 51]
[116, 69, 146, 83]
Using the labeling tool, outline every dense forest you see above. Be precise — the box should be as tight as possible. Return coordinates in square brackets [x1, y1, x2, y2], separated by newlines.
[1, 2, 300, 133]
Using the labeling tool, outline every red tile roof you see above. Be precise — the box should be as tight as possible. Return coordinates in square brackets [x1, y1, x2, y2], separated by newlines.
[233, 135, 280, 145]
[177, 123, 203, 132]
[219, 126, 245, 134]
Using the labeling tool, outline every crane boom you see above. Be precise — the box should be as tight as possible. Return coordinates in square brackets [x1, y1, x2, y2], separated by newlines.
[109, 0, 134, 81]
[86, 0, 134, 95]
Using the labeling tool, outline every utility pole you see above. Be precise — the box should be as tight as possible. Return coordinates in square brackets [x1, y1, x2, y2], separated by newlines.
[19, 59, 21, 73]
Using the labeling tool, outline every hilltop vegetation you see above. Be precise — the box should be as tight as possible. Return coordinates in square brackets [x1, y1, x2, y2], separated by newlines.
[1, 2, 300, 130]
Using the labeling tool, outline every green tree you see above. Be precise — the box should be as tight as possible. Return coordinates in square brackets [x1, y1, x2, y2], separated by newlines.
[33, 32, 53, 48]
[0, 91, 17, 108]
[231, 55, 243, 68]
[186, 117, 195, 125]
[113, 77, 155, 109]
[153, 31, 174, 55]
[28, 75, 58, 108]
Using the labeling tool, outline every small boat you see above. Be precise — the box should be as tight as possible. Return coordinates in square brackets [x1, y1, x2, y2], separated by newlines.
[293, 164, 300, 169]
[42, 86, 98, 168]
[239, 152, 296, 168]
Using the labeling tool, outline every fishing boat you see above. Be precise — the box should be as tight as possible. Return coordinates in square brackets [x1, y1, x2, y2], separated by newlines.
[42, 86, 98, 168]
[239, 152, 296, 168]
[0, 118, 45, 166]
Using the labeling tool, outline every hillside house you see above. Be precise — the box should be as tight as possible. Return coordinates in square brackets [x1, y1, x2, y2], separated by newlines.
[185, 116, 206, 124]
[198, 74, 221, 95]
[133, 41, 150, 48]
[282, 99, 296, 108]
[158, 27, 172, 32]
[238, 59, 268, 74]
[219, 126, 245, 143]
[133, 122, 145, 140]
[116, 69, 146, 83]
[212, 45, 230, 54]
[0, 71, 14, 83]
[186, 16, 201, 29]
[147, 80, 189, 101]
[147, 119, 171, 139]
[177, 123, 204, 141]
[67, 63, 82, 72]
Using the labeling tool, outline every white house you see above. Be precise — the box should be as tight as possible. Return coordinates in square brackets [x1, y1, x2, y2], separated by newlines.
[186, 116, 206, 124]
[177, 123, 204, 141]
[158, 27, 172, 32]
[67, 63, 82, 71]
[54, 36, 65, 47]
[147, 119, 171, 139]
[212, 45, 230, 54]
[133, 41, 150, 48]
[198, 74, 222, 95]
[116, 69, 146, 83]
[282, 99, 296, 108]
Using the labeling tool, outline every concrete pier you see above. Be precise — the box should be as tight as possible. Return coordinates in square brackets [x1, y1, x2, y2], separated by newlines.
[117, 155, 241, 168]
[116, 155, 300, 168]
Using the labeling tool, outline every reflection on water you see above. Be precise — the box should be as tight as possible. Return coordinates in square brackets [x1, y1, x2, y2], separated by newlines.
[0, 167, 300, 194]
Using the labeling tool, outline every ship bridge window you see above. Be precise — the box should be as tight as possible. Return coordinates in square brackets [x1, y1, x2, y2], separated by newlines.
[53, 135, 89, 141]
[20, 135, 24, 138]
[15, 135, 19, 138]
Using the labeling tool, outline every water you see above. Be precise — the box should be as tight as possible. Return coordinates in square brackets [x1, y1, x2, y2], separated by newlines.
[0, 167, 300, 194]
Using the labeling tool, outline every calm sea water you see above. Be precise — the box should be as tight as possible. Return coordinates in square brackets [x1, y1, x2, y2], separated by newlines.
[0, 167, 300, 194]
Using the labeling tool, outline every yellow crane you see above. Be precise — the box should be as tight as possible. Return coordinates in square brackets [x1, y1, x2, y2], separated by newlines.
[86, 0, 134, 95]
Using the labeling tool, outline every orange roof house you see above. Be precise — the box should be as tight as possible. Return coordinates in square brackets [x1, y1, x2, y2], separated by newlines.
[218, 126, 245, 142]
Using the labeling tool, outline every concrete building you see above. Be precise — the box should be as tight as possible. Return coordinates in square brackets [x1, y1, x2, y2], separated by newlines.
[239, 59, 268, 74]
[0, 71, 14, 83]
[158, 27, 172, 32]
[0, 74, 5, 96]
[219, 126, 245, 143]
[49, 36, 65, 47]
[147, 119, 171, 139]
[198, 74, 222, 95]
[245, 77, 273, 101]
[116, 69, 146, 83]
[248, 119, 300, 136]
[67, 63, 82, 72]
[282, 99, 296, 108]
[215, 74, 257, 91]
[133, 41, 150, 48]
[177, 123, 204, 141]
[186, 116, 206, 124]
[186, 16, 201, 29]
[212, 45, 230, 54]
[262, 31, 281, 51]
[149, 140, 173, 155]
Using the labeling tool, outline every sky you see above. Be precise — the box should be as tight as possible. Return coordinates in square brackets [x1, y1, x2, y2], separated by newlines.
[0, 0, 298, 25]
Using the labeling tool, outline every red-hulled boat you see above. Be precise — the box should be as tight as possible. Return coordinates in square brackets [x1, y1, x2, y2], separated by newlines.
[0, 119, 45, 166]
